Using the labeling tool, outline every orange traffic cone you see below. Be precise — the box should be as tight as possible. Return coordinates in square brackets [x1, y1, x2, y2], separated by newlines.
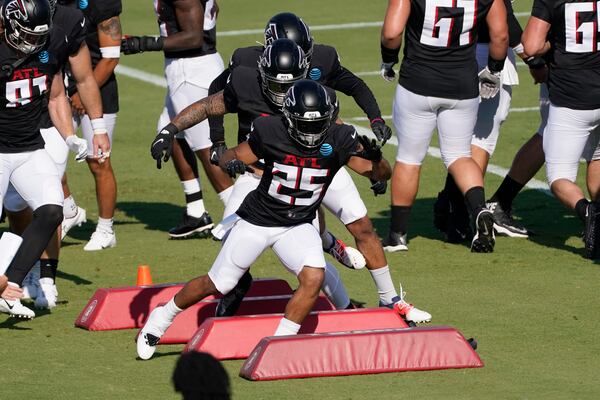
[136, 265, 153, 286]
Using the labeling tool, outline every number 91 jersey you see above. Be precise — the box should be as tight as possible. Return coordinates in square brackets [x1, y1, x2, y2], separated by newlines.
[236, 115, 360, 227]
[400, 0, 495, 100]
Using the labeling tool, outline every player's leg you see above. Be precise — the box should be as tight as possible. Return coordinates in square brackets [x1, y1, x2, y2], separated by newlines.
[80, 114, 118, 251]
[584, 128, 600, 200]
[386, 85, 438, 251]
[61, 172, 87, 240]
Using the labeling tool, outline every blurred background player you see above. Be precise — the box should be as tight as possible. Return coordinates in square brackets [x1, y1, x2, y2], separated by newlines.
[122, 0, 233, 239]
[59, 0, 121, 251]
[380, 0, 508, 253]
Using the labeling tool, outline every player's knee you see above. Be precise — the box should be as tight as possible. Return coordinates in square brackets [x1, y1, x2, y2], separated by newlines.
[346, 216, 375, 241]
[33, 204, 63, 230]
[300, 267, 325, 292]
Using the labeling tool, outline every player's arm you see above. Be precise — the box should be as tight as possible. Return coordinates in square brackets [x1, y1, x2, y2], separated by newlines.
[347, 134, 391, 181]
[478, 0, 509, 99]
[208, 70, 231, 165]
[121, 0, 205, 54]
[522, 18, 551, 57]
[47, 73, 88, 162]
[380, 0, 410, 82]
[94, 16, 122, 88]
[218, 141, 259, 177]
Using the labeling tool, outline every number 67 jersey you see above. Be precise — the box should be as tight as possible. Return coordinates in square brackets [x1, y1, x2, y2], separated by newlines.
[236, 115, 360, 227]
[400, 0, 496, 100]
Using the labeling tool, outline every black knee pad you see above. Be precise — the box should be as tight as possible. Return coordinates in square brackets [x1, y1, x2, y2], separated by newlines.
[33, 204, 63, 230]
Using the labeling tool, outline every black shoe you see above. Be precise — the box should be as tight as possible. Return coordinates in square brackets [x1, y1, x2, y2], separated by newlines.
[433, 190, 450, 232]
[168, 212, 213, 239]
[445, 204, 472, 243]
[381, 231, 408, 252]
[471, 209, 495, 253]
[487, 201, 529, 238]
[583, 202, 600, 259]
[215, 271, 253, 317]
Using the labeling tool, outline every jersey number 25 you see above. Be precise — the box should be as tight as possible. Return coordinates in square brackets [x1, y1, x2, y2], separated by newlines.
[268, 163, 329, 206]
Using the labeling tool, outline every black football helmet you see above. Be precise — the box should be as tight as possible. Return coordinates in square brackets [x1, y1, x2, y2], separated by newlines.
[264, 12, 313, 63]
[258, 38, 309, 107]
[283, 80, 334, 149]
[1, 0, 52, 55]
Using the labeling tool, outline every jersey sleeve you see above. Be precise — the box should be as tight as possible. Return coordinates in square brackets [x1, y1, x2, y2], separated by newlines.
[336, 125, 360, 165]
[222, 74, 239, 113]
[531, 0, 552, 23]
[68, 12, 88, 56]
[90, 0, 122, 24]
[246, 119, 266, 159]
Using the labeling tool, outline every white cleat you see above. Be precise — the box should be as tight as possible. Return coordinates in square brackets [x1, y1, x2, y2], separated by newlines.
[137, 306, 172, 360]
[61, 207, 87, 240]
[35, 278, 58, 309]
[327, 237, 366, 269]
[0, 298, 35, 319]
[22, 262, 41, 300]
[84, 230, 116, 251]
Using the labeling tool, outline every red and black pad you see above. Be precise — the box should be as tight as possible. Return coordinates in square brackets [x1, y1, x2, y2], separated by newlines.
[240, 326, 483, 381]
[74, 278, 293, 331]
[158, 294, 335, 344]
[183, 308, 408, 359]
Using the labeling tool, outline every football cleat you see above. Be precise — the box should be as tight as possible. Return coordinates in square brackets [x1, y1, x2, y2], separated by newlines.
[325, 235, 366, 270]
[34, 278, 58, 309]
[61, 206, 87, 240]
[381, 231, 408, 252]
[445, 204, 472, 244]
[137, 306, 173, 360]
[84, 230, 116, 251]
[487, 201, 529, 238]
[380, 286, 431, 323]
[0, 298, 35, 319]
[168, 212, 214, 239]
[215, 271, 253, 317]
[471, 209, 495, 253]
[583, 201, 600, 259]
[433, 190, 450, 232]
[22, 262, 41, 300]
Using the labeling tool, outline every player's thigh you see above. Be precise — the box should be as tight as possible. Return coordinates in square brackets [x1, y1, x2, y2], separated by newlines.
[544, 104, 600, 183]
[393, 85, 437, 164]
[436, 97, 479, 167]
[3, 183, 27, 213]
[208, 219, 272, 294]
[171, 83, 212, 151]
[321, 167, 367, 225]
[41, 127, 69, 176]
[472, 85, 511, 156]
[223, 173, 261, 218]
[272, 223, 326, 276]
[10, 150, 63, 211]
[582, 125, 600, 162]
[80, 113, 118, 153]
[0, 153, 15, 207]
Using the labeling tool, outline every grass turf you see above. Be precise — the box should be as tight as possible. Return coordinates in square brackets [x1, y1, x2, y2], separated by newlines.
[2, 1, 600, 398]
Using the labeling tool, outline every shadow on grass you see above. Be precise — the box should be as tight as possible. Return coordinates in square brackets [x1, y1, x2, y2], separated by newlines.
[117, 201, 183, 232]
[57, 270, 93, 285]
[136, 351, 181, 361]
[0, 307, 52, 330]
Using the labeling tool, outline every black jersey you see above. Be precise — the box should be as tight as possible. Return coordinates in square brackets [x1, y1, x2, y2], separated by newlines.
[61, 0, 121, 114]
[532, 0, 600, 110]
[0, 24, 74, 152]
[154, 0, 217, 59]
[478, 0, 522, 47]
[399, 0, 495, 99]
[236, 115, 359, 227]
[40, 4, 87, 130]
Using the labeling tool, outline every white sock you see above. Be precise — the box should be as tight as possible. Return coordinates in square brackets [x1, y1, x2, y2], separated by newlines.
[322, 262, 350, 309]
[320, 230, 335, 251]
[217, 186, 233, 205]
[97, 217, 113, 234]
[63, 195, 78, 219]
[39, 277, 53, 286]
[163, 297, 183, 321]
[368, 266, 398, 305]
[181, 179, 205, 218]
[274, 317, 301, 336]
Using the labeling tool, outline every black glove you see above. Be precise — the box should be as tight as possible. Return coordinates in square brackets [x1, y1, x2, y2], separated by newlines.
[121, 36, 164, 55]
[224, 159, 254, 178]
[150, 123, 178, 169]
[370, 179, 387, 196]
[210, 142, 227, 166]
[380, 62, 396, 82]
[370, 118, 393, 144]
[352, 135, 383, 162]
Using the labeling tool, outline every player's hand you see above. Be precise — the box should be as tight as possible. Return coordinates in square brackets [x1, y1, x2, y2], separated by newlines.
[352, 135, 383, 162]
[478, 67, 501, 99]
[151, 124, 177, 169]
[70, 93, 85, 116]
[91, 133, 111, 163]
[121, 36, 163, 55]
[210, 141, 227, 166]
[0, 279, 23, 301]
[380, 62, 396, 82]
[370, 118, 392, 145]
[65, 135, 88, 162]
[370, 179, 387, 196]
[528, 62, 548, 84]
[224, 159, 254, 178]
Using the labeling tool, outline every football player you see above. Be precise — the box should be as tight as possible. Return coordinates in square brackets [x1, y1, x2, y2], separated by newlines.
[58, 0, 121, 251]
[522, 0, 600, 258]
[0, 0, 97, 318]
[121, 0, 233, 239]
[138, 80, 430, 360]
[380, 0, 508, 253]
[3, 0, 109, 308]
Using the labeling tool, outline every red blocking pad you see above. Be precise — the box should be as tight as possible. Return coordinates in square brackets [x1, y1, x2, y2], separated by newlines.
[240, 326, 483, 381]
[74, 278, 293, 331]
[158, 294, 335, 344]
[183, 308, 409, 360]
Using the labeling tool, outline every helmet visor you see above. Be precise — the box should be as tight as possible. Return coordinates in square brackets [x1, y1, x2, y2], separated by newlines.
[289, 113, 331, 148]
[8, 23, 49, 54]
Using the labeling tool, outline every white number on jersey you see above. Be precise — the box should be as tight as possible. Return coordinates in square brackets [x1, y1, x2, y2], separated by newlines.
[420, 0, 477, 47]
[268, 162, 329, 206]
[565, 2, 600, 53]
[5, 76, 47, 108]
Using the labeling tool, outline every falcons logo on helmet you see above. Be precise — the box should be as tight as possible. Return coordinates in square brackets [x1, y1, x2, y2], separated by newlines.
[5, 0, 28, 21]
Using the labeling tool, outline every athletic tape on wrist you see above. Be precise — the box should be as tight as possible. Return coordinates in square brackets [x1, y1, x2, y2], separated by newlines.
[512, 43, 524, 55]
[100, 46, 121, 59]
[91, 118, 108, 135]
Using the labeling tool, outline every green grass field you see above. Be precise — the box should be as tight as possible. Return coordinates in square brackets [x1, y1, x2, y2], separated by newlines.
[3, 1, 600, 398]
